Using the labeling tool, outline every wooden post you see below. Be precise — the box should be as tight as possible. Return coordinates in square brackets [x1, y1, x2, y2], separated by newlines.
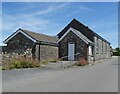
[32, 43, 36, 60]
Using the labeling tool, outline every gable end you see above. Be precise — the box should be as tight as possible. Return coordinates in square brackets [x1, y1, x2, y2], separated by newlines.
[3, 29, 37, 43]
[57, 27, 93, 45]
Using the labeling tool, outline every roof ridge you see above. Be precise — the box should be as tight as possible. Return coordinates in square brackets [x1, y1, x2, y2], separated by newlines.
[72, 18, 96, 34]
[19, 28, 56, 38]
[18, 28, 58, 43]
[72, 19, 110, 43]
[57, 18, 110, 44]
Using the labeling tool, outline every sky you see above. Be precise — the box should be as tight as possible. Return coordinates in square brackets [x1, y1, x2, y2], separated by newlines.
[1, 2, 118, 48]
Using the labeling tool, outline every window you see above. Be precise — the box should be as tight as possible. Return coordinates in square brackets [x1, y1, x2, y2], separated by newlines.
[105, 43, 107, 54]
[106, 43, 108, 51]
[96, 38, 99, 54]
[91, 46, 94, 56]
[101, 41, 103, 54]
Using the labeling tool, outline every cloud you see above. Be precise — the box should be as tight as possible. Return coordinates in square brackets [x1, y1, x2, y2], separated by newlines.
[18, 17, 51, 32]
[89, 23, 118, 41]
[101, 31, 118, 38]
[101, 31, 118, 48]
[31, 2, 70, 16]
[35, 7, 54, 15]
[2, 13, 17, 31]
[80, 5, 94, 12]
[2, 12, 54, 46]
[2, 2, 70, 35]
[86, 21, 118, 48]
[2, 13, 51, 32]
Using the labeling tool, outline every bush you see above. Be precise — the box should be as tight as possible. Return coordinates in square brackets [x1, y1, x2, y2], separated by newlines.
[41, 61, 48, 65]
[113, 52, 120, 56]
[76, 58, 88, 66]
[3, 56, 40, 70]
[0, 66, 2, 70]
[49, 59, 58, 63]
[113, 47, 120, 56]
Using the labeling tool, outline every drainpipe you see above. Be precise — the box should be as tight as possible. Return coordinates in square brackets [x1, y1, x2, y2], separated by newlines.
[38, 42, 41, 62]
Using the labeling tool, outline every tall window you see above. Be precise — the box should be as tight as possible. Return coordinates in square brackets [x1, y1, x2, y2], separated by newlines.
[101, 41, 103, 54]
[96, 38, 99, 54]
[105, 43, 107, 53]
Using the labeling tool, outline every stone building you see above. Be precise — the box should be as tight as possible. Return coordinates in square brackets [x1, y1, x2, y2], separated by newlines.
[57, 18, 111, 63]
[3, 18, 111, 63]
[3, 28, 58, 62]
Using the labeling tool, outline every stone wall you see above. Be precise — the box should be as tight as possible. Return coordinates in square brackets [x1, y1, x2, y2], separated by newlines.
[35, 45, 58, 62]
[59, 31, 88, 61]
[6, 32, 34, 54]
[94, 36, 111, 60]
[5, 32, 58, 62]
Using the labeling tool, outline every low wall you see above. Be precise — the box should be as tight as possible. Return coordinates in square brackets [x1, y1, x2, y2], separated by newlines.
[35, 45, 58, 62]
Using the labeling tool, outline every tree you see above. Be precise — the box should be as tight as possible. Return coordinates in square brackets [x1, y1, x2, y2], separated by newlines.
[115, 47, 120, 52]
[113, 47, 120, 56]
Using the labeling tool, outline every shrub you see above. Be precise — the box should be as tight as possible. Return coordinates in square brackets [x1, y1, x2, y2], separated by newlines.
[3, 56, 40, 70]
[41, 61, 48, 65]
[49, 59, 58, 63]
[10, 60, 21, 69]
[113, 47, 120, 56]
[0, 66, 2, 70]
[41, 59, 58, 64]
[113, 52, 120, 56]
[76, 58, 88, 66]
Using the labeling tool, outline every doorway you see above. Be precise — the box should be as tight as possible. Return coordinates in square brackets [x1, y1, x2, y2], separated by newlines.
[68, 43, 75, 61]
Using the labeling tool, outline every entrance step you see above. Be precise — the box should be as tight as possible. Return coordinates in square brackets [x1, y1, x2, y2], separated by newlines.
[42, 61, 77, 69]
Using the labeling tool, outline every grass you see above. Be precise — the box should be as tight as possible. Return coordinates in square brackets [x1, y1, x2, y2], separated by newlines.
[41, 59, 59, 64]
[41, 61, 49, 65]
[49, 59, 58, 63]
[2, 56, 40, 70]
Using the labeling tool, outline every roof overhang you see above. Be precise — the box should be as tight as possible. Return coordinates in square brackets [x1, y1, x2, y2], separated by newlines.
[3, 29, 37, 44]
[94, 33, 111, 45]
[35, 41, 59, 47]
[57, 27, 94, 45]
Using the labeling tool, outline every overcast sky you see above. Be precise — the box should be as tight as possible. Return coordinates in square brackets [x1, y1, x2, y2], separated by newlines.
[1, 2, 118, 48]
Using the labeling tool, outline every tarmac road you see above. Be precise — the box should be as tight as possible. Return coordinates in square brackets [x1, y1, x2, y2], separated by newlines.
[2, 56, 118, 92]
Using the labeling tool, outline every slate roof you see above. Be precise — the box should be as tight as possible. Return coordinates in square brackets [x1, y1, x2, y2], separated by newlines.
[70, 27, 93, 44]
[20, 28, 58, 43]
[57, 18, 110, 44]
[3, 28, 58, 44]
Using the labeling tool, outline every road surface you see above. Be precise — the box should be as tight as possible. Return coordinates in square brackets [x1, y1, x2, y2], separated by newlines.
[2, 57, 118, 92]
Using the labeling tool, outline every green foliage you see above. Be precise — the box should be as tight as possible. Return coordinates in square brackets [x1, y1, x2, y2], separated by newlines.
[3, 57, 40, 70]
[49, 59, 57, 63]
[113, 52, 120, 56]
[10, 61, 21, 69]
[41, 61, 48, 64]
[0, 66, 2, 70]
[113, 47, 120, 56]
[115, 47, 120, 52]
[41, 59, 58, 64]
